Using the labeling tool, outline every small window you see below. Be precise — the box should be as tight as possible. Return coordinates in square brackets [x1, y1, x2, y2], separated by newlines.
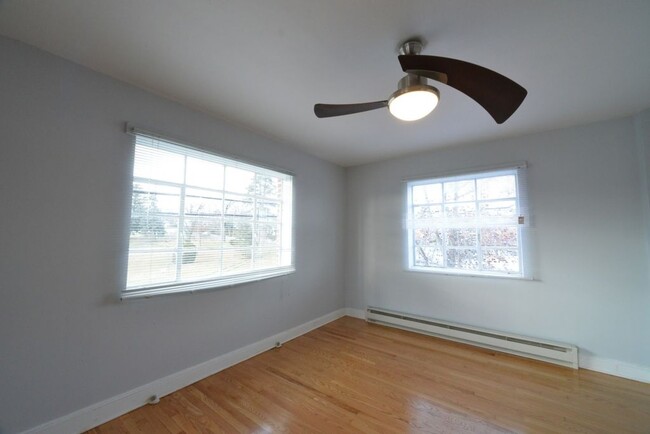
[406, 166, 530, 278]
[123, 131, 294, 299]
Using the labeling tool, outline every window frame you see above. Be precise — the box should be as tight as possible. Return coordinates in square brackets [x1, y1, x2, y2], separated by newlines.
[122, 126, 295, 300]
[405, 165, 531, 279]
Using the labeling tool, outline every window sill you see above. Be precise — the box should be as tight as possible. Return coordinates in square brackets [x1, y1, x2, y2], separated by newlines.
[406, 266, 534, 281]
[121, 266, 295, 300]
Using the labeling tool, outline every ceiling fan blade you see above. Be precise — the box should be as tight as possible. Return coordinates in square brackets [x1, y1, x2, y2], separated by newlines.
[314, 100, 388, 118]
[398, 55, 527, 124]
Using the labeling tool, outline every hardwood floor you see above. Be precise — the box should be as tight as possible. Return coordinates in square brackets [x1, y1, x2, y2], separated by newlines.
[88, 317, 650, 433]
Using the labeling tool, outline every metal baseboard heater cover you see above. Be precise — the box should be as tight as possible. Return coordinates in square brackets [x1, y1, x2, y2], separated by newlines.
[366, 307, 578, 369]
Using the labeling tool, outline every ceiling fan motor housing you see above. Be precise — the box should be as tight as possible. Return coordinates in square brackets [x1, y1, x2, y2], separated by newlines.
[389, 74, 440, 106]
[397, 74, 428, 91]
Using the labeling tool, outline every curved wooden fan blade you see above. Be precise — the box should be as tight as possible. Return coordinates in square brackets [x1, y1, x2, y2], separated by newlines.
[398, 55, 527, 124]
[314, 101, 388, 118]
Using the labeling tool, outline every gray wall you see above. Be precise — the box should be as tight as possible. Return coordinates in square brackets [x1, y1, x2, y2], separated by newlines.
[345, 116, 650, 368]
[635, 109, 650, 277]
[0, 37, 346, 433]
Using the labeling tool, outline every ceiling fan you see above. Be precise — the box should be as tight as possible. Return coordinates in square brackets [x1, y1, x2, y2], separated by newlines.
[314, 39, 527, 124]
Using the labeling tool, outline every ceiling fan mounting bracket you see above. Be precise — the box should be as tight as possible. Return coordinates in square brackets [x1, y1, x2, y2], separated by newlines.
[398, 39, 424, 56]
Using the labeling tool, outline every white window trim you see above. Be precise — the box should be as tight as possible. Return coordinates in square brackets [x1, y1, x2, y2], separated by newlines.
[122, 124, 295, 300]
[121, 267, 295, 300]
[404, 164, 532, 279]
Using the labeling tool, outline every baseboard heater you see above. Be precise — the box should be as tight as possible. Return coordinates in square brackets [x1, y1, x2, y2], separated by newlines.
[366, 307, 578, 369]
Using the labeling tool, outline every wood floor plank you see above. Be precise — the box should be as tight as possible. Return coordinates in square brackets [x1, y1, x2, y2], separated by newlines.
[88, 317, 650, 433]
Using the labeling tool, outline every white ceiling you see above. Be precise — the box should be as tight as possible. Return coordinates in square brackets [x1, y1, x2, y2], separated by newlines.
[1, 1, 649, 166]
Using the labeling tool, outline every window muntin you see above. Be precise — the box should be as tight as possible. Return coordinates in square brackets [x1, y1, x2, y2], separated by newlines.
[124, 134, 293, 298]
[407, 168, 528, 278]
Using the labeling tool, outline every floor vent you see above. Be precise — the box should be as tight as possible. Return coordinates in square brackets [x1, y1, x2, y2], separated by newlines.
[366, 307, 578, 369]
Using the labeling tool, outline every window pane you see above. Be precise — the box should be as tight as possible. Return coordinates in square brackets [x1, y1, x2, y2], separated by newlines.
[186, 157, 224, 190]
[133, 183, 181, 214]
[445, 203, 476, 218]
[257, 201, 280, 221]
[257, 223, 279, 247]
[127, 251, 177, 287]
[480, 227, 518, 247]
[254, 248, 281, 269]
[225, 167, 255, 194]
[181, 250, 222, 280]
[446, 228, 478, 247]
[225, 221, 252, 247]
[414, 205, 442, 219]
[130, 216, 178, 249]
[412, 183, 442, 205]
[185, 188, 222, 216]
[444, 180, 475, 202]
[446, 249, 479, 270]
[477, 175, 516, 200]
[224, 194, 253, 219]
[479, 200, 516, 217]
[482, 249, 520, 273]
[414, 228, 442, 247]
[183, 218, 222, 248]
[256, 175, 282, 198]
[415, 246, 444, 267]
[222, 249, 252, 274]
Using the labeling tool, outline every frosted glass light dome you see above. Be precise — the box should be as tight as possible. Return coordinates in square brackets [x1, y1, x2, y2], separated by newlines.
[388, 85, 440, 121]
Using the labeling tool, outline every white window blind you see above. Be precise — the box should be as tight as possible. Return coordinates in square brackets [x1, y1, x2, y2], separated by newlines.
[123, 130, 294, 299]
[406, 166, 531, 278]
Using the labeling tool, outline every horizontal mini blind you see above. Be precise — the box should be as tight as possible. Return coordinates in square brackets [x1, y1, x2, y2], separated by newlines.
[123, 130, 294, 299]
[406, 165, 530, 278]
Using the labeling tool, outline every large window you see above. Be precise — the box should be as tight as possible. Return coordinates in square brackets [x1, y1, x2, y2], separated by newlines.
[123, 131, 294, 298]
[406, 166, 529, 278]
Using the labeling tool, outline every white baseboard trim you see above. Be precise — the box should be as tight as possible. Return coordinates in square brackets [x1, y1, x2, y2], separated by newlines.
[26, 307, 647, 433]
[24, 308, 349, 434]
[579, 355, 650, 384]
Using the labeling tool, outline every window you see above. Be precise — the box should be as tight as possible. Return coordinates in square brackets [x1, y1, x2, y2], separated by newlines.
[123, 130, 294, 298]
[406, 166, 529, 278]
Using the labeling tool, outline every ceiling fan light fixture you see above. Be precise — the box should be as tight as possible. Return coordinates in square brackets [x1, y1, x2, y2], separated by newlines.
[388, 84, 440, 121]
[313, 38, 526, 123]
